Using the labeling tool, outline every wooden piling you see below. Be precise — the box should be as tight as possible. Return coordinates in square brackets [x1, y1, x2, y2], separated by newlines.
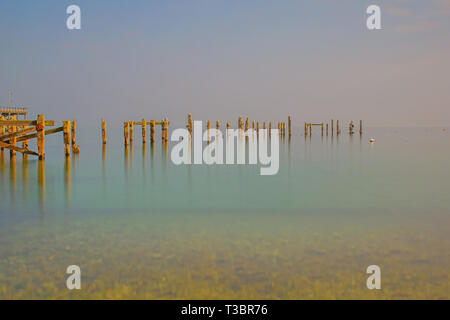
[124, 121, 129, 146]
[150, 120, 155, 142]
[269, 122, 272, 136]
[245, 118, 249, 131]
[37, 114, 45, 160]
[71, 120, 76, 146]
[188, 113, 192, 134]
[216, 120, 220, 130]
[129, 120, 134, 143]
[288, 116, 292, 137]
[63, 120, 71, 157]
[102, 119, 107, 144]
[336, 120, 340, 134]
[321, 123, 324, 136]
[142, 118, 147, 144]
[263, 122, 266, 130]
[359, 120, 362, 134]
[226, 121, 230, 129]
[10, 115, 16, 159]
[309, 123, 312, 136]
[326, 123, 329, 136]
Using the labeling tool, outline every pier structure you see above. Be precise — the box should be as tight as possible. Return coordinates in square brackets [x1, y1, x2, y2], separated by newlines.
[0, 114, 79, 160]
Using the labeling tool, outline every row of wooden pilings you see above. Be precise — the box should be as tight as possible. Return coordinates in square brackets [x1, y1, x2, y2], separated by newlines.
[102, 116, 363, 147]
[122, 119, 170, 146]
[304, 120, 363, 136]
[186, 114, 293, 138]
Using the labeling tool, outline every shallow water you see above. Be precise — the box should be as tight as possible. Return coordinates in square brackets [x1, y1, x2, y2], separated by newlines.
[0, 126, 449, 299]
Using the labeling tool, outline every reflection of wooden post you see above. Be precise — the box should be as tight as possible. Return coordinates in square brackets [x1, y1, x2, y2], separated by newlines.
[102, 119, 107, 144]
[37, 114, 45, 160]
[63, 120, 71, 157]
[124, 121, 129, 146]
[10, 115, 16, 159]
[142, 118, 147, 144]
[129, 120, 134, 143]
[71, 120, 76, 146]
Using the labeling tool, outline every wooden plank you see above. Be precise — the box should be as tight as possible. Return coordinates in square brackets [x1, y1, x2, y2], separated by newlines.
[0, 120, 54, 127]
[16, 126, 63, 143]
[0, 141, 39, 156]
[0, 126, 36, 141]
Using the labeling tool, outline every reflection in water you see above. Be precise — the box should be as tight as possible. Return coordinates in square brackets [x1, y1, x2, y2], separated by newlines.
[64, 156, 71, 208]
[9, 159, 16, 206]
[22, 158, 29, 202]
[1, 128, 450, 299]
[38, 160, 45, 218]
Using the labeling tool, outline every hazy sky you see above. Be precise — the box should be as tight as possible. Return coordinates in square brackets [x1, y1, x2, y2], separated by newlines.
[1, 0, 449, 127]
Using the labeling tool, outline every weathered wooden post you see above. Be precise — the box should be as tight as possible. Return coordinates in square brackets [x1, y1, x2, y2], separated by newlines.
[0, 116, 5, 153]
[129, 120, 134, 143]
[263, 122, 266, 130]
[252, 121, 255, 130]
[37, 114, 45, 160]
[304, 123, 307, 136]
[269, 122, 272, 136]
[63, 120, 71, 157]
[71, 120, 77, 146]
[238, 117, 242, 130]
[288, 116, 292, 137]
[336, 120, 340, 134]
[226, 121, 230, 129]
[321, 123, 324, 136]
[188, 113, 192, 134]
[102, 119, 107, 144]
[245, 118, 249, 131]
[349, 120, 354, 134]
[10, 115, 16, 159]
[124, 121, 129, 146]
[256, 122, 260, 136]
[142, 118, 147, 144]
[331, 119, 334, 135]
[309, 123, 312, 136]
[359, 120, 362, 135]
[216, 120, 220, 130]
[150, 120, 155, 142]
[326, 123, 329, 136]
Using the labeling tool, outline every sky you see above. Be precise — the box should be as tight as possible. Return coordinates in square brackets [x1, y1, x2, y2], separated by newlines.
[0, 0, 449, 127]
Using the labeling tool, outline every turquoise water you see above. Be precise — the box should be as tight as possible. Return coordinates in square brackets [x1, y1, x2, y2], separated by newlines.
[0, 126, 449, 299]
